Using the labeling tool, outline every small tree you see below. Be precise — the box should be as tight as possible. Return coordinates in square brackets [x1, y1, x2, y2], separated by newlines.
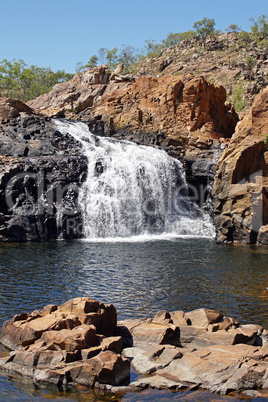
[117, 45, 138, 73]
[162, 32, 182, 47]
[176, 30, 196, 42]
[75, 62, 85, 73]
[225, 24, 242, 33]
[85, 55, 98, 68]
[98, 48, 108, 65]
[144, 39, 164, 57]
[161, 31, 196, 48]
[250, 14, 268, 41]
[106, 48, 118, 70]
[245, 55, 256, 80]
[193, 17, 216, 45]
[238, 30, 251, 47]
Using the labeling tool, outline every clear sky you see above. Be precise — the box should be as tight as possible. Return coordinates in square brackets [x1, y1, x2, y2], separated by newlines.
[0, 0, 267, 73]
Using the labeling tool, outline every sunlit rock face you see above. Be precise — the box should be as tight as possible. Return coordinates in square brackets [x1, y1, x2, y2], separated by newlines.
[213, 86, 268, 244]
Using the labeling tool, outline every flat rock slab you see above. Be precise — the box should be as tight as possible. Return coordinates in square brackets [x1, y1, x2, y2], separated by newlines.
[123, 345, 182, 374]
[131, 344, 268, 395]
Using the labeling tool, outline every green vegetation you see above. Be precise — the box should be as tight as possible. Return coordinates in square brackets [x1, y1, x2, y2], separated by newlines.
[225, 24, 242, 33]
[78, 15, 267, 74]
[229, 82, 248, 112]
[264, 134, 268, 150]
[0, 59, 73, 102]
[250, 14, 268, 41]
[0, 15, 267, 104]
[245, 55, 257, 80]
[193, 18, 216, 45]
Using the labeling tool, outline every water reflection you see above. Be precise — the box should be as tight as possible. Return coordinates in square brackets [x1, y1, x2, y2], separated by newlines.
[0, 240, 267, 327]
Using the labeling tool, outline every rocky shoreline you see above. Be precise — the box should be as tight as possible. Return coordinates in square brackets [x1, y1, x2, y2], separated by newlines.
[0, 297, 267, 398]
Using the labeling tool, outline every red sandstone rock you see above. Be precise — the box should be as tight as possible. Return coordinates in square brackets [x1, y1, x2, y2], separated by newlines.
[213, 86, 268, 243]
[1, 301, 267, 395]
[0, 97, 33, 121]
[27, 67, 238, 144]
[185, 308, 223, 328]
[40, 324, 96, 352]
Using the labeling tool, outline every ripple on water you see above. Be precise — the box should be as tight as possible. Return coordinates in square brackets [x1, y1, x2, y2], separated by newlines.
[0, 239, 267, 401]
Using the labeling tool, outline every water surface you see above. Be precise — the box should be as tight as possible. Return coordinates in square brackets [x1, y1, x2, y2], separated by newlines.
[0, 239, 267, 401]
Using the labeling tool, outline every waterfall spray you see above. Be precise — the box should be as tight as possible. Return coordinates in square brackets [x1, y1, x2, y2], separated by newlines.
[54, 120, 215, 240]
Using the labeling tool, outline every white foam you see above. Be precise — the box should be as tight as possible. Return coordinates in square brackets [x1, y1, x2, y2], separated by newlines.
[54, 120, 215, 240]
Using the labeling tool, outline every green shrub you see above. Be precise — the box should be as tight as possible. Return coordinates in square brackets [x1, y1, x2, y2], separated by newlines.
[229, 82, 248, 112]
[264, 134, 268, 150]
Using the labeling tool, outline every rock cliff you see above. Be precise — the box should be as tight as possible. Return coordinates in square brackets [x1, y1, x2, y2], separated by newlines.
[0, 98, 87, 241]
[213, 86, 268, 244]
[28, 66, 238, 145]
[27, 67, 238, 210]
[136, 32, 268, 117]
[1, 63, 268, 243]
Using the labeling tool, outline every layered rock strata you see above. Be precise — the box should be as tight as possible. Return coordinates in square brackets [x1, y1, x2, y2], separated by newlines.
[213, 86, 268, 243]
[0, 298, 267, 396]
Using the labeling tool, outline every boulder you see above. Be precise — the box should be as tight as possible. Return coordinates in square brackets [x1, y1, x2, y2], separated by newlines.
[257, 225, 268, 244]
[1, 297, 117, 351]
[0, 97, 33, 121]
[133, 344, 267, 395]
[68, 350, 130, 387]
[121, 320, 181, 347]
[40, 325, 96, 352]
[123, 345, 182, 374]
[185, 308, 223, 328]
[58, 297, 117, 336]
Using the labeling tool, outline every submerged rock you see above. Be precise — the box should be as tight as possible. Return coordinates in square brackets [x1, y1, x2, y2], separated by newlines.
[1, 297, 267, 397]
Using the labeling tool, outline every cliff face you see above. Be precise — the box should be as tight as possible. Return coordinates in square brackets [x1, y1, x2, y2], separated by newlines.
[136, 32, 268, 117]
[1, 65, 268, 243]
[27, 67, 239, 214]
[213, 86, 268, 244]
[28, 67, 238, 144]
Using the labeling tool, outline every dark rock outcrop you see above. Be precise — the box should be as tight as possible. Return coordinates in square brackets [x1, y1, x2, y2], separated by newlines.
[0, 104, 87, 241]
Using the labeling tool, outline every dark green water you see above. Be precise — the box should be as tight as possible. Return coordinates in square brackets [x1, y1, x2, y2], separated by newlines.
[0, 239, 267, 401]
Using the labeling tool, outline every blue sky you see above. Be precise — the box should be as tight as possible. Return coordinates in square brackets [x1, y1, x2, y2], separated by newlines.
[0, 0, 267, 73]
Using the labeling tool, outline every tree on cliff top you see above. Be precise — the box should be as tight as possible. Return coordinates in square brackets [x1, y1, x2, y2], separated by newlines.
[225, 24, 242, 33]
[193, 17, 216, 45]
[0, 59, 73, 102]
[250, 14, 268, 41]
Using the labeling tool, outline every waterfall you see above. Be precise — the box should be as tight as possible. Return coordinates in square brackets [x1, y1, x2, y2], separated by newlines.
[54, 120, 215, 241]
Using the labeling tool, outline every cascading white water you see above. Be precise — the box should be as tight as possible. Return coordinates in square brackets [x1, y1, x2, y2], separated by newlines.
[54, 120, 215, 240]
